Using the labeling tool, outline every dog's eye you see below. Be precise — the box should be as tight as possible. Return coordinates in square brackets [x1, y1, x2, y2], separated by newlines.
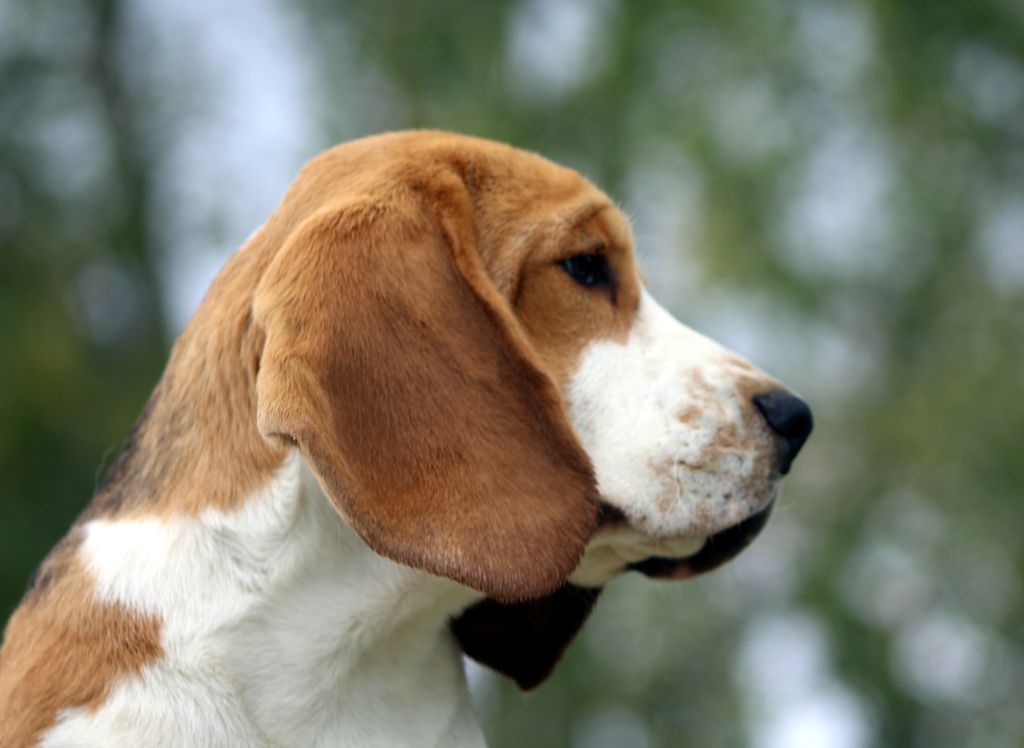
[559, 253, 612, 289]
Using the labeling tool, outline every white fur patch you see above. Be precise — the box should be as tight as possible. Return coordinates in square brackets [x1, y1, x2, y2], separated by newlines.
[568, 289, 780, 583]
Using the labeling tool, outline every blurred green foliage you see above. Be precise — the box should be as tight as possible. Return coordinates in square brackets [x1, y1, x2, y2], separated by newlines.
[2, 0, 1022, 745]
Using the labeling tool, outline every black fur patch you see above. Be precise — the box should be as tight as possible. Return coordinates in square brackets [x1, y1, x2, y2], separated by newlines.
[451, 584, 601, 690]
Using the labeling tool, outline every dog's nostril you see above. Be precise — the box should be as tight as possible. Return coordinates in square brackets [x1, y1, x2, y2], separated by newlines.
[752, 390, 813, 474]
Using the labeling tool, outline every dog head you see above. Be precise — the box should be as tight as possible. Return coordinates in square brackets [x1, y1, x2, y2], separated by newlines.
[250, 131, 811, 686]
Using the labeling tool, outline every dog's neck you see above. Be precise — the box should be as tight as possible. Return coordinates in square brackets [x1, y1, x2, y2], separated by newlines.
[79, 452, 487, 747]
[221, 457, 486, 746]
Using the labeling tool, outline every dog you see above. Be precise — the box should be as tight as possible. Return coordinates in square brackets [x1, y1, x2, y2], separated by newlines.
[0, 131, 812, 747]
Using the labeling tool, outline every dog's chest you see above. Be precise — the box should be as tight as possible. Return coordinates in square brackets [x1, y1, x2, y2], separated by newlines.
[37, 455, 486, 748]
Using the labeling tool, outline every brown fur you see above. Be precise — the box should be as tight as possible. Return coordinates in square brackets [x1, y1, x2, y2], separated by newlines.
[514, 207, 639, 386]
[0, 533, 162, 746]
[1, 131, 646, 737]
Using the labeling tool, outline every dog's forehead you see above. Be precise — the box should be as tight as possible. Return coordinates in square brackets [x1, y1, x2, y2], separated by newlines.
[481, 154, 615, 225]
[422, 137, 634, 288]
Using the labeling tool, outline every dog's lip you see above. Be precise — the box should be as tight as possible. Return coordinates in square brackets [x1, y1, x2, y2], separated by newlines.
[625, 504, 774, 579]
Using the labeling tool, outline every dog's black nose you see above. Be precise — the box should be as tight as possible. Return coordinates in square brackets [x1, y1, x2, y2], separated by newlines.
[752, 390, 813, 474]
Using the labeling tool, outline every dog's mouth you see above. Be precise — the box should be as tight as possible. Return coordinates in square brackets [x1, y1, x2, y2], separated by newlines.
[625, 504, 773, 580]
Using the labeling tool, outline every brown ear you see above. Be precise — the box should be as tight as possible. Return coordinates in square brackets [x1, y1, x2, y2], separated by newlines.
[451, 584, 601, 690]
[253, 196, 599, 602]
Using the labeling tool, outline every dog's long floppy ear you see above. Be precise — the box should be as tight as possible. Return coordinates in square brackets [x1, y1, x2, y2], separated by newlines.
[253, 195, 599, 602]
[451, 584, 601, 690]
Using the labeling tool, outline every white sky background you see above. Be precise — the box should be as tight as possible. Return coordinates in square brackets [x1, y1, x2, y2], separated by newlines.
[110, 0, 1022, 745]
